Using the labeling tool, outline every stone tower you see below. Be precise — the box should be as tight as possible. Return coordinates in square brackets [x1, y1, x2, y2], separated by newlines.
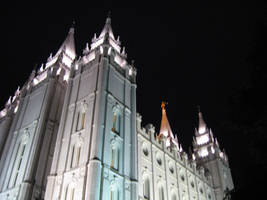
[0, 27, 76, 199]
[44, 16, 138, 200]
[192, 109, 234, 200]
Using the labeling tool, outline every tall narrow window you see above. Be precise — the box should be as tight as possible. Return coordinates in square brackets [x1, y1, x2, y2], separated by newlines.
[9, 143, 26, 187]
[70, 145, 75, 168]
[144, 178, 150, 199]
[70, 144, 82, 168]
[159, 187, 164, 200]
[77, 112, 86, 131]
[111, 148, 115, 168]
[70, 187, 75, 200]
[65, 185, 75, 200]
[172, 194, 177, 200]
[65, 186, 68, 200]
[76, 146, 81, 167]
[112, 112, 120, 135]
[110, 190, 114, 200]
[111, 148, 119, 170]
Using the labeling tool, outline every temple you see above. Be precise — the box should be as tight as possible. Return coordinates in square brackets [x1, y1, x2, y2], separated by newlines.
[0, 16, 233, 200]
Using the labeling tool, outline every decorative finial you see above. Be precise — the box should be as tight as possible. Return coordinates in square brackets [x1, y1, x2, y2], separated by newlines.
[107, 11, 111, 18]
[106, 11, 112, 24]
[197, 105, 201, 113]
[69, 21, 75, 34]
[161, 101, 168, 110]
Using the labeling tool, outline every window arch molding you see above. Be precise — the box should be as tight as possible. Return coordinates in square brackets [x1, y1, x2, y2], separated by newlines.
[111, 103, 122, 134]
[142, 173, 151, 200]
[109, 179, 119, 200]
[76, 100, 88, 131]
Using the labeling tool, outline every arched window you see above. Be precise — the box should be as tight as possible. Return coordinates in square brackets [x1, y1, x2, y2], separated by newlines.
[70, 144, 82, 168]
[112, 104, 121, 135]
[76, 111, 86, 131]
[159, 186, 164, 200]
[111, 147, 119, 170]
[112, 112, 120, 134]
[110, 188, 118, 200]
[172, 194, 177, 200]
[144, 178, 150, 199]
[9, 142, 26, 188]
[65, 185, 75, 200]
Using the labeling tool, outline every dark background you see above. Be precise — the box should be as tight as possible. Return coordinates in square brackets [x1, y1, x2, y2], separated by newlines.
[1, 1, 264, 199]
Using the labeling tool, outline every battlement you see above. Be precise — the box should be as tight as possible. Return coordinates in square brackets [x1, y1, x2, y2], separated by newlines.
[137, 113, 213, 185]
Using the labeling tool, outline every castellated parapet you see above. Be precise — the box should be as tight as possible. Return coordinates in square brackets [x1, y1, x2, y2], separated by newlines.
[136, 113, 216, 200]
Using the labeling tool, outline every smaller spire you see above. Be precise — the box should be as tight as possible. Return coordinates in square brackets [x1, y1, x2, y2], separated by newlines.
[158, 101, 175, 142]
[83, 43, 90, 55]
[197, 106, 207, 134]
[99, 12, 115, 40]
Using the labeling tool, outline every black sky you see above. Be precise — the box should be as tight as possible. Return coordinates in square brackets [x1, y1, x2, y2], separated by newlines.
[1, 1, 263, 198]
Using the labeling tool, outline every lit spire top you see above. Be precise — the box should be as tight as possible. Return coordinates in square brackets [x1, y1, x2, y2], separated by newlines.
[158, 101, 175, 139]
[45, 23, 76, 69]
[90, 13, 121, 54]
[99, 12, 115, 40]
[54, 23, 76, 61]
[198, 106, 207, 134]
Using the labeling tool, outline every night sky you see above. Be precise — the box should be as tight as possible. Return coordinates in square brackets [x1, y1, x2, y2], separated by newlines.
[1, 1, 263, 199]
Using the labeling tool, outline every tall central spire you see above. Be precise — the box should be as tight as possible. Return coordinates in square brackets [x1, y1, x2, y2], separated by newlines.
[99, 13, 115, 40]
[159, 102, 174, 138]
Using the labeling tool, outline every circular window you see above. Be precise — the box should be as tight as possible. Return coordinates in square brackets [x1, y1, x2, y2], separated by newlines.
[169, 166, 174, 174]
[143, 148, 149, 156]
[156, 153, 162, 166]
[180, 175, 185, 181]
[157, 157, 162, 165]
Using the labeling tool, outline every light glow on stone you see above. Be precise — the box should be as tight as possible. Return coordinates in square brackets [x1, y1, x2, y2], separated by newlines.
[91, 38, 104, 50]
[65, 48, 76, 60]
[199, 147, 209, 157]
[109, 38, 121, 53]
[114, 54, 126, 67]
[33, 78, 39, 85]
[0, 109, 7, 117]
[57, 68, 62, 75]
[14, 104, 19, 113]
[196, 134, 209, 145]
[108, 47, 112, 55]
[100, 46, 104, 54]
[199, 127, 206, 134]
[62, 55, 73, 67]
[64, 72, 70, 81]
[129, 68, 133, 76]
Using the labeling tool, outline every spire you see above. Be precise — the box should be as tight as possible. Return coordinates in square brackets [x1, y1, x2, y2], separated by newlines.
[90, 13, 121, 54]
[99, 12, 115, 40]
[45, 23, 76, 69]
[54, 23, 76, 60]
[198, 106, 207, 134]
[159, 102, 174, 138]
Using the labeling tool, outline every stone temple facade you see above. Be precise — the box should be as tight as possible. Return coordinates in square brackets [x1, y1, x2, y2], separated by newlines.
[0, 16, 234, 200]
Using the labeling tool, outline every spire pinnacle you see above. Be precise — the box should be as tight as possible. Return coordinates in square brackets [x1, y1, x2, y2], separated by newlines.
[158, 101, 175, 143]
[69, 21, 75, 34]
[197, 106, 207, 134]
[46, 24, 76, 69]
[99, 13, 115, 40]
